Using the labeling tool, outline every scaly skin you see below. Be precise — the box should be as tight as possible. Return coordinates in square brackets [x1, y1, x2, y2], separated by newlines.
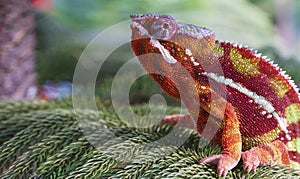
[130, 14, 300, 176]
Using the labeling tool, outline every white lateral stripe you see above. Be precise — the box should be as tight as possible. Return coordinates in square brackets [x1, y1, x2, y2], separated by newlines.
[204, 72, 291, 140]
[185, 49, 193, 56]
[150, 38, 177, 64]
[206, 72, 274, 112]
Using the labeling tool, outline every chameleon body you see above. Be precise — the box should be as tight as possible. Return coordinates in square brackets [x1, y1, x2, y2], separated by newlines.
[130, 14, 300, 176]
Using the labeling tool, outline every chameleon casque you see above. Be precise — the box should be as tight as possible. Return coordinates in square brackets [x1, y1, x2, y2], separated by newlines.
[130, 14, 300, 176]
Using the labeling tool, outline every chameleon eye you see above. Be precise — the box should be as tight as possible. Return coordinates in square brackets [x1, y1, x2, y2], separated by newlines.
[150, 18, 177, 40]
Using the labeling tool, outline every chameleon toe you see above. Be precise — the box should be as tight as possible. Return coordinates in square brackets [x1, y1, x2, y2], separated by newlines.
[199, 154, 221, 166]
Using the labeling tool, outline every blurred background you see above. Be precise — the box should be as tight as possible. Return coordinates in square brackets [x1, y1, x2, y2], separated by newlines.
[1, 0, 300, 105]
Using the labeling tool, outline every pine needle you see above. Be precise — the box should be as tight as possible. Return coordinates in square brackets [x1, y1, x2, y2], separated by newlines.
[0, 99, 299, 178]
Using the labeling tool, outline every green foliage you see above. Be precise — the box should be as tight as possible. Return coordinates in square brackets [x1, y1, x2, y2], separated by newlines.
[0, 99, 299, 178]
[36, 46, 79, 83]
[34, 12, 80, 83]
[36, 0, 277, 84]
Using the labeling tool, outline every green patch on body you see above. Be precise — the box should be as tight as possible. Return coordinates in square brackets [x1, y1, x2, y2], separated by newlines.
[230, 48, 260, 77]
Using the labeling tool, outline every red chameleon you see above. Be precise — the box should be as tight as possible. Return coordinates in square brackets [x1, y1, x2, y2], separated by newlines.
[130, 14, 300, 177]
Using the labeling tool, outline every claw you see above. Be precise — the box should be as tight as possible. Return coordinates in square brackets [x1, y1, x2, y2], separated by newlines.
[246, 165, 252, 173]
[199, 154, 221, 165]
[244, 162, 258, 174]
[162, 114, 194, 128]
[242, 150, 259, 173]
[218, 167, 228, 178]
[199, 154, 239, 177]
[162, 114, 185, 125]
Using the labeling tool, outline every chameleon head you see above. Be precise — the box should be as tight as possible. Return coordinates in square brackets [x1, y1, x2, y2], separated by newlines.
[130, 14, 217, 115]
[130, 14, 216, 74]
[130, 14, 217, 107]
[130, 14, 178, 41]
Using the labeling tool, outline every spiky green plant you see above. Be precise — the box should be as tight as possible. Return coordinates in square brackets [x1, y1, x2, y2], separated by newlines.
[0, 99, 299, 179]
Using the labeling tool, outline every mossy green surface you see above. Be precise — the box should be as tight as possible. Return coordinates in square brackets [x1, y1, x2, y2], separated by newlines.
[0, 99, 299, 178]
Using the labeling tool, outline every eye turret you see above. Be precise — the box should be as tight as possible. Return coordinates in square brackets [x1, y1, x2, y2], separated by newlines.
[150, 18, 177, 40]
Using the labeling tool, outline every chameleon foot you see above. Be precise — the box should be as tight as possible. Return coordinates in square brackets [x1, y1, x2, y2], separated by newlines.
[199, 153, 240, 177]
[241, 140, 290, 173]
[162, 114, 194, 128]
[242, 150, 260, 173]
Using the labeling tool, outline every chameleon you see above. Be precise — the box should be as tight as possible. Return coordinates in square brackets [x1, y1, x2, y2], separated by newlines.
[130, 14, 300, 176]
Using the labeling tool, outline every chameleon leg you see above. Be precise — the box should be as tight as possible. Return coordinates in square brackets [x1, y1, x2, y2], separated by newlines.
[162, 114, 195, 128]
[199, 102, 242, 177]
[162, 107, 211, 129]
[242, 140, 290, 173]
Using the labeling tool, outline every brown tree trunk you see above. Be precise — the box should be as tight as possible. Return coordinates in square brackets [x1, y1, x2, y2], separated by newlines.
[0, 0, 36, 99]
